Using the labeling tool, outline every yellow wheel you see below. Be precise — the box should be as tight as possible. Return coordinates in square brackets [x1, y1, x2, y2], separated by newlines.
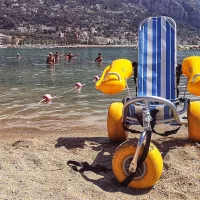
[112, 139, 163, 189]
[107, 102, 127, 142]
[187, 101, 200, 142]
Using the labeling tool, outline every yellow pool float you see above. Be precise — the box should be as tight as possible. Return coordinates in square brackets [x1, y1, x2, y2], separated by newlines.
[95, 59, 133, 95]
[182, 56, 200, 96]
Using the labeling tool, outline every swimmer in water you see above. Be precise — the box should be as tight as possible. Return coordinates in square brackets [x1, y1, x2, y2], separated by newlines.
[16, 53, 21, 59]
[66, 51, 79, 60]
[95, 53, 103, 63]
[46, 52, 55, 65]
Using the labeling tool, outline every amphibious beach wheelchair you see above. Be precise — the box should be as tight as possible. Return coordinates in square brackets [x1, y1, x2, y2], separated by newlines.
[96, 16, 200, 189]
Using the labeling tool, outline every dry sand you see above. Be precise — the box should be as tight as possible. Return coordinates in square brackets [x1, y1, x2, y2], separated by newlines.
[0, 119, 199, 200]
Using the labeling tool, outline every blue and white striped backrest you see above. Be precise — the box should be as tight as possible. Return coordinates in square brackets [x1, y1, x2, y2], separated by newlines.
[138, 16, 177, 100]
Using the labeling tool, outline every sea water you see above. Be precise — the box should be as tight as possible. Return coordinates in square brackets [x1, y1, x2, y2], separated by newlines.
[0, 47, 199, 126]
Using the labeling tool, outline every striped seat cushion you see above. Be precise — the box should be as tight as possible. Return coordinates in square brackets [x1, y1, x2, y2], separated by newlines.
[138, 16, 177, 99]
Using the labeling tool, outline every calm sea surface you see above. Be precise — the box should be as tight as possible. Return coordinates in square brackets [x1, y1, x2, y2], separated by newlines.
[0, 47, 199, 125]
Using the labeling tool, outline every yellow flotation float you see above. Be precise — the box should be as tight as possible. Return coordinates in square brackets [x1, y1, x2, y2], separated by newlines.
[95, 59, 133, 95]
[182, 56, 200, 141]
[182, 56, 200, 96]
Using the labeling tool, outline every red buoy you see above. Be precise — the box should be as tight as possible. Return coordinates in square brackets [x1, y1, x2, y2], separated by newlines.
[75, 82, 82, 89]
[43, 94, 52, 103]
[94, 76, 100, 82]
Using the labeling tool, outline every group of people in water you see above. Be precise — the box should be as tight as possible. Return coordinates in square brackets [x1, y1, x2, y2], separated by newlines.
[17, 50, 103, 65]
[17, 50, 182, 98]
[46, 51, 64, 65]
[46, 51, 78, 64]
[46, 51, 103, 65]
[46, 51, 182, 97]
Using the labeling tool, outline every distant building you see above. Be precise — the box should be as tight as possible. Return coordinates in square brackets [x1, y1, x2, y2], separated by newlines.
[109, 37, 120, 44]
[90, 27, 96, 34]
[59, 32, 65, 38]
[93, 36, 108, 45]
[17, 27, 28, 33]
[0, 33, 12, 45]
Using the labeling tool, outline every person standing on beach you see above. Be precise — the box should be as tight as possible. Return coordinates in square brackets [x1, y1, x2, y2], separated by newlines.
[95, 53, 103, 63]
[46, 52, 55, 65]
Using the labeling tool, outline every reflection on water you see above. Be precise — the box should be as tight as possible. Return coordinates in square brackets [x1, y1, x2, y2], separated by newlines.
[0, 47, 199, 126]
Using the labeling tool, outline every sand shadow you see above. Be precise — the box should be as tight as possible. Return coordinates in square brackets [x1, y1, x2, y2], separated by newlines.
[152, 137, 197, 158]
[55, 136, 152, 195]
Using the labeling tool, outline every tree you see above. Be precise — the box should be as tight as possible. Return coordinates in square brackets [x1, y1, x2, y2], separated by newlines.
[1, 17, 16, 29]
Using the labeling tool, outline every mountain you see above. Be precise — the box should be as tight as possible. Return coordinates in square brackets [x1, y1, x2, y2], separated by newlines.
[130, 0, 200, 28]
[0, 0, 200, 45]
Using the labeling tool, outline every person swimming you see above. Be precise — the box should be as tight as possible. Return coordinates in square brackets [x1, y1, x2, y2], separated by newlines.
[95, 53, 103, 63]
[16, 53, 21, 59]
[66, 51, 79, 60]
[54, 51, 60, 62]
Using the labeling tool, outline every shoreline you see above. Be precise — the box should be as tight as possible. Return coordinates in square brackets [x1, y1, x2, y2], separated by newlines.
[2, 44, 200, 50]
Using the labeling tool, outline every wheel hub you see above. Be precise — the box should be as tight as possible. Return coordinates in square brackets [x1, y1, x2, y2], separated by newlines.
[123, 155, 147, 180]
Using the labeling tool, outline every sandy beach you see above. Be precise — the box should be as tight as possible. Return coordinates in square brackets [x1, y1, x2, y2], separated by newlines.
[0, 118, 199, 200]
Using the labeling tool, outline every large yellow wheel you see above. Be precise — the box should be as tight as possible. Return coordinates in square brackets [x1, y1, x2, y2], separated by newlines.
[187, 101, 200, 142]
[112, 139, 163, 189]
[107, 102, 127, 142]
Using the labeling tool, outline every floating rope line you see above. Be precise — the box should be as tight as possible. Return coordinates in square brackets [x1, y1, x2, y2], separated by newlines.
[51, 87, 78, 99]
[51, 79, 96, 99]
[0, 76, 100, 120]
[45, 76, 99, 101]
